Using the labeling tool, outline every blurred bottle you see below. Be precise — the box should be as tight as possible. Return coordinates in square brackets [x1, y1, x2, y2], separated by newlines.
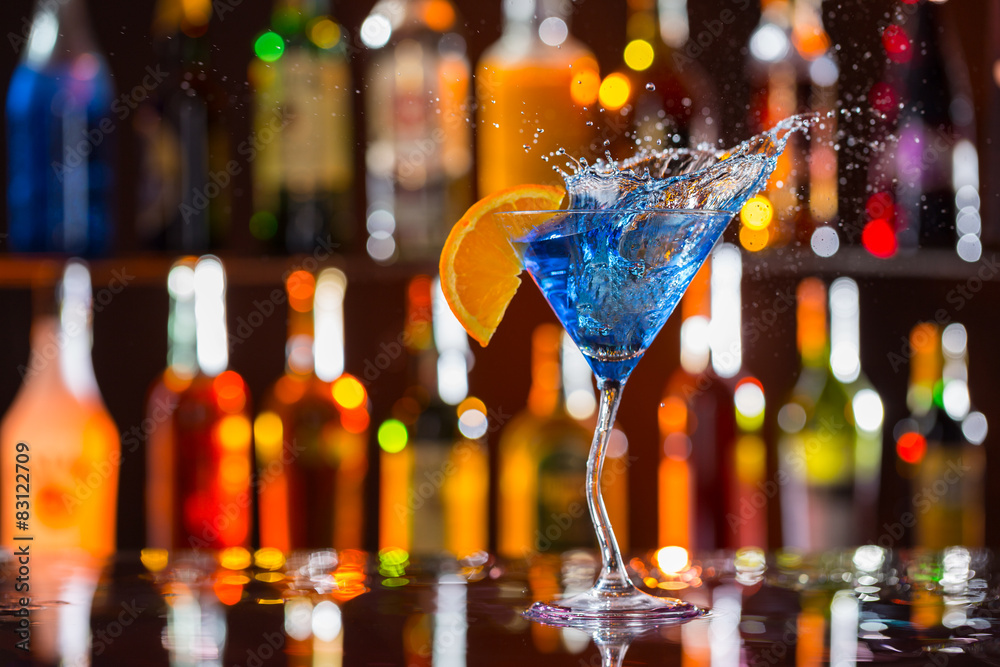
[135, 0, 231, 252]
[248, 0, 355, 253]
[1, 261, 119, 554]
[476, 0, 599, 195]
[361, 0, 472, 263]
[498, 324, 628, 557]
[6, 0, 115, 256]
[659, 244, 766, 552]
[895, 323, 985, 549]
[865, 0, 979, 260]
[145, 256, 253, 549]
[828, 277, 883, 540]
[378, 275, 488, 557]
[779, 277, 881, 551]
[600, 0, 718, 157]
[742, 0, 839, 254]
[255, 268, 369, 551]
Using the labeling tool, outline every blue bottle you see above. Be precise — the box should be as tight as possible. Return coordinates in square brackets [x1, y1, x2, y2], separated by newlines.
[6, 0, 115, 256]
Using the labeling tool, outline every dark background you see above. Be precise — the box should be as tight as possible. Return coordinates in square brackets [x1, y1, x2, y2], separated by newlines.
[0, 0, 996, 552]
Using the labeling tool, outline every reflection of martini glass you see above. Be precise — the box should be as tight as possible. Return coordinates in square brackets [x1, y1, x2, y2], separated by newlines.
[499, 208, 734, 626]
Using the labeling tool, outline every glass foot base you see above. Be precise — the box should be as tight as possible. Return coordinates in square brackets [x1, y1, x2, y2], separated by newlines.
[524, 588, 706, 629]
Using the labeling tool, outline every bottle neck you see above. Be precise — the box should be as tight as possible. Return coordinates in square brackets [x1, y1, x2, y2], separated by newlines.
[313, 269, 346, 382]
[527, 325, 562, 417]
[657, 0, 689, 50]
[678, 260, 710, 375]
[194, 257, 229, 377]
[829, 278, 861, 383]
[54, 262, 99, 399]
[709, 244, 742, 378]
[907, 323, 940, 416]
[26, 0, 99, 67]
[797, 278, 828, 369]
[502, 0, 571, 36]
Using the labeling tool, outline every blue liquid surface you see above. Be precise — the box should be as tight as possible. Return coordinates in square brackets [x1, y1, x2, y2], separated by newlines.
[6, 58, 115, 256]
[520, 210, 731, 381]
[512, 116, 810, 381]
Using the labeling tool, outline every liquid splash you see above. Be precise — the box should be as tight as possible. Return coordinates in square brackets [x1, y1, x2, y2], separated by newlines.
[560, 113, 819, 214]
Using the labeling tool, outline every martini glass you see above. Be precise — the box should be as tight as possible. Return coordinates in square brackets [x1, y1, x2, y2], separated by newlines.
[499, 207, 735, 627]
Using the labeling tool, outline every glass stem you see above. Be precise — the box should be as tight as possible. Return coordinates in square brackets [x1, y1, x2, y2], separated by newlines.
[588, 377, 633, 596]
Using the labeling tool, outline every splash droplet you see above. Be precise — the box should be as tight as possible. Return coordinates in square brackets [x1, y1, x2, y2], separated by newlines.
[645, 83, 655, 91]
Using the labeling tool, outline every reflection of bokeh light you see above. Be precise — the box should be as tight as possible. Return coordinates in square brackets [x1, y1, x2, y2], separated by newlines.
[777, 403, 807, 433]
[866, 192, 895, 222]
[379, 548, 409, 577]
[254, 31, 284, 62]
[749, 23, 789, 62]
[422, 0, 455, 31]
[308, 18, 341, 49]
[739, 224, 769, 252]
[656, 546, 689, 574]
[853, 389, 884, 433]
[810, 226, 839, 257]
[254, 412, 282, 460]
[942, 380, 970, 420]
[360, 14, 392, 49]
[333, 376, 366, 410]
[312, 601, 343, 642]
[254, 547, 286, 570]
[538, 17, 568, 46]
[853, 544, 885, 572]
[216, 415, 251, 453]
[378, 419, 408, 453]
[287, 270, 315, 312]
[734, 547, 767, 585]
[598, 73, 631, 111]
[882, 25, 911, 63]
[220, 546, 251, 570]
[659, 396, 686, 433]
[734, 380, 765, 431]
[140, 548, 169, 572]
[862, 219, 896, 258]
[607, 428, 628, 458]
[809, 55, 838, 86]
[793, 24, 830, 61]
[624, 39, 654, 71]
[458, 408, 488, 439]
[896, 431, 926, 464]
[962, 411, 988, 445]
[285, 598, 313, 641]
[957, 234, 982, 263]
[740, 196, 773, 231]
[869, 82, 897, 116]
[566, 389, 596, 420]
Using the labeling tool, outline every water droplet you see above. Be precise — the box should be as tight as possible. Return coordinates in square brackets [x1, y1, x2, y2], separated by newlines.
[645, 83, 655, 91]
[586, 120, 593, 126]
[493, 123, 500, 128]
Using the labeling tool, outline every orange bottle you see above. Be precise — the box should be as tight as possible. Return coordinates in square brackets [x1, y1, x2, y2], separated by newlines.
[145, 256, 253, 550]
[476, 0, 600, 195]
[1, 261, 119, 555]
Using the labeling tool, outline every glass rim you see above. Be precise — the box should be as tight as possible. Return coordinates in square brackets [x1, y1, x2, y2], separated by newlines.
[493, 208, 737, 216]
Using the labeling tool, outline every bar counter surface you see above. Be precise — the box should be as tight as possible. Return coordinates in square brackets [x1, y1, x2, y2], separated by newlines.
[0, 547, 998, 665]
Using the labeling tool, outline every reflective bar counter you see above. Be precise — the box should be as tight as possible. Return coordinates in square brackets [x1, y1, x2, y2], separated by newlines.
[0, 547, 998, 665]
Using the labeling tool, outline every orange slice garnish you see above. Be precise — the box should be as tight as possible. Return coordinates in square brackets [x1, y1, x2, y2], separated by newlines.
[439, 184, 565, 346]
